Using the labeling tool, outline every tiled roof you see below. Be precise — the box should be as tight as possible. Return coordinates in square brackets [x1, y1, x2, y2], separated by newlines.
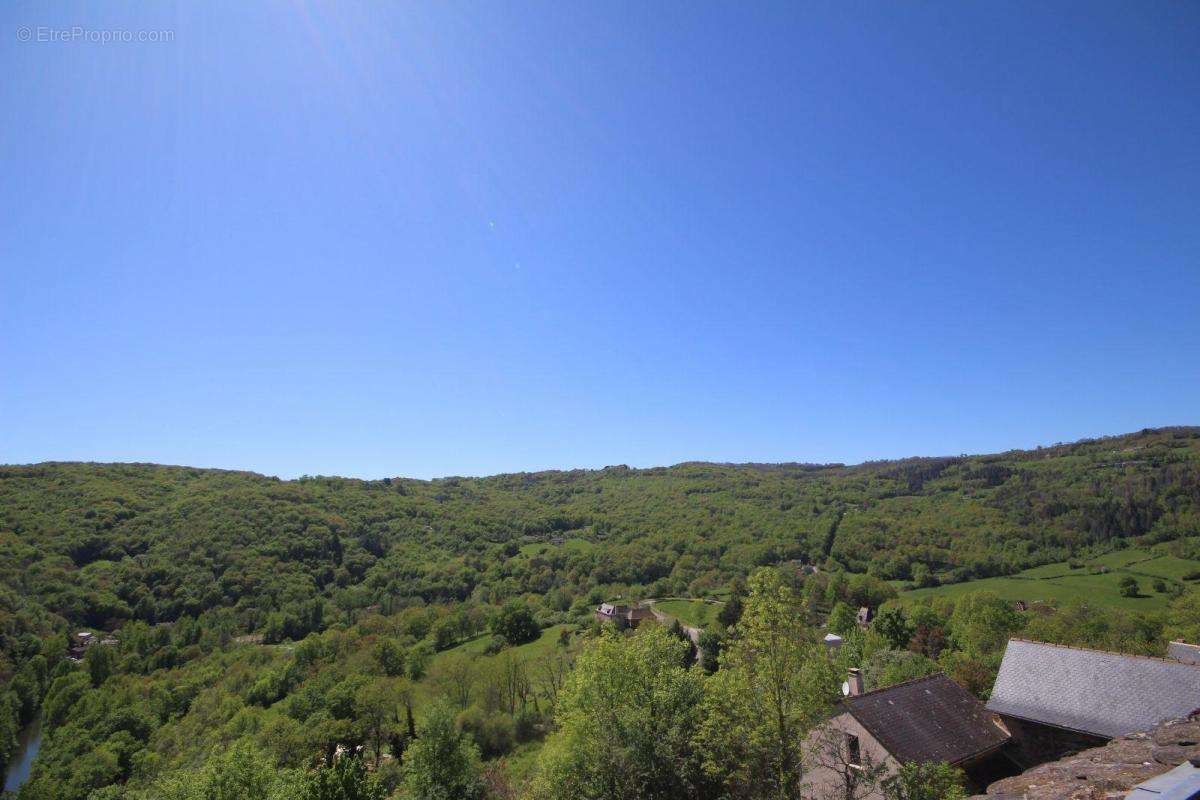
[986, 639, 1200, 738]
[844, 673, 1009, 765]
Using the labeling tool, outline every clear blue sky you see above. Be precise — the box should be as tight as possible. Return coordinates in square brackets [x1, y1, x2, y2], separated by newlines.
[2, 2, 1198, 480]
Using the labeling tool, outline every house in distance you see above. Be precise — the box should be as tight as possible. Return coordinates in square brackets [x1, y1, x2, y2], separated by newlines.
[594, 602, 652, 630]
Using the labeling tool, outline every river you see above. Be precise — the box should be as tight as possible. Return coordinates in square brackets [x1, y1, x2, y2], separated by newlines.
[2, 717, 41, 793]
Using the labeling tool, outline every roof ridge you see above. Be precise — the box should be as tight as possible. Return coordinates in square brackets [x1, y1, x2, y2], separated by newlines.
[845, 671, 946, 700]
[1008, 638, 1200, 667]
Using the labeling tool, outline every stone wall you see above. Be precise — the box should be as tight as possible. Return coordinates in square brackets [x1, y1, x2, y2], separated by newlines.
[1000, 715, 1108, 769]
[973, 716, 1200, 800]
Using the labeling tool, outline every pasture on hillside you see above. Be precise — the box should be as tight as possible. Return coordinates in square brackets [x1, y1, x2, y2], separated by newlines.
[902, 547, 1200, 612]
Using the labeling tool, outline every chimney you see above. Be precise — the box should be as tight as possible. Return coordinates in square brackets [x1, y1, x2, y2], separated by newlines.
[847, 668, 864, 696]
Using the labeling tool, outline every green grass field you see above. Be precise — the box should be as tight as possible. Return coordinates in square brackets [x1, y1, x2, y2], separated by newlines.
[902, 547, 1199, 612]
[431, 622, 573, 664]
[1130, 555, 1200, 580]
[518, 539, 596, 557]
[652, 598, 723, 629]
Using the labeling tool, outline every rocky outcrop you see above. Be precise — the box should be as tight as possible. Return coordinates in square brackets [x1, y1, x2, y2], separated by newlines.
[976, 717, 1200, 800]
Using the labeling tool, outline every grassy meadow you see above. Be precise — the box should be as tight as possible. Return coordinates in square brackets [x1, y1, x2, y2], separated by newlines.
[652, 598, 724, 628]
[902, 547, 1200, 612]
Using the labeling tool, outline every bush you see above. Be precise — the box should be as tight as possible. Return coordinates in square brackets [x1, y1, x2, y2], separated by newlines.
[482, 635, 508, 656]
[1153, 579, 1168, 594]
[883, 761, 965, 800]
[1118, 576, 1139, 598]
[514, 708, 541, 743]
[456, 707, 515, 759]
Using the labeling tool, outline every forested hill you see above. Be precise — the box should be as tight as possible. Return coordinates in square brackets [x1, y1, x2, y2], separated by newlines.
[2, 426, 1198, 652]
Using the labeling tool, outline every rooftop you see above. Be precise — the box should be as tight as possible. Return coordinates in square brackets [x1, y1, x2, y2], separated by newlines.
[844, 673, 1010, 765]
[986, 639, 1200, 738]
[1126, 760, 1200, 800]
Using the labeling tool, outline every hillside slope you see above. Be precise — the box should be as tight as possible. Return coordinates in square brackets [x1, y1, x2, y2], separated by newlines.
[1, 427, 1198, 652]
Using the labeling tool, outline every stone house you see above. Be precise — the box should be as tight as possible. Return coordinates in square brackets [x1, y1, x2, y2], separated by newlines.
[594, 602, 652, 629]
[805, 671, 1014, 800]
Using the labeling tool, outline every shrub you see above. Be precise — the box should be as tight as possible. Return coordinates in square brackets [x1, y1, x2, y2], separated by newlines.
[456, 707, 515, 759]
[482, 635, 508, 656]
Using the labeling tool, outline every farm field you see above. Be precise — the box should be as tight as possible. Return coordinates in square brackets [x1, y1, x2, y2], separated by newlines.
[902, 547, 1200, 612]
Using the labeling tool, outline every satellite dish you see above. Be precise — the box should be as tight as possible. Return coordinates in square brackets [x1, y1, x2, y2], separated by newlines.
[841, 680, 850, 696]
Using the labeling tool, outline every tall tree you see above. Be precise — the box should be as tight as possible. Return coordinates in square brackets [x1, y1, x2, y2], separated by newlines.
[695, 568, 839, 800]
[528, 626, 711, 800]
[355, 678, 405, 768]
[871, 607, 913, 651]
[948, 592, 1023, 657]
[826, 602, 858, 637]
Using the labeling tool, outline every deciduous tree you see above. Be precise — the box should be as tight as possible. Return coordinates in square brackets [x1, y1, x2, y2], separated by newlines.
[695, 568, 839, 800]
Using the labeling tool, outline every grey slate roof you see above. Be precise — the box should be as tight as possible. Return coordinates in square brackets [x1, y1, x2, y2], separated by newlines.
[844, 673, 1010, 765]
[1126, 760, 1200, 800]
[986, 639, 1200, 738]
[1168, 641, 1200, 666]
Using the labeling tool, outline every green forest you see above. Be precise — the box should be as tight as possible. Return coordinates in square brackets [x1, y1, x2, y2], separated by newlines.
[2, 426, 1199, 799]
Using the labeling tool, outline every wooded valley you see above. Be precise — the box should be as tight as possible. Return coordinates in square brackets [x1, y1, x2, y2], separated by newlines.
[1, 426, 1198, 799]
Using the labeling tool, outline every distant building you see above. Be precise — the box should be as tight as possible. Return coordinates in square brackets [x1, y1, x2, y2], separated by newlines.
[595, 603, 652, 629]
[823, 632, 844, 655]
[807, 671, 1014, 798]
[987, 639, 1200, 766]
[857, 606, 874, 628]
[68, 630, 96, 660]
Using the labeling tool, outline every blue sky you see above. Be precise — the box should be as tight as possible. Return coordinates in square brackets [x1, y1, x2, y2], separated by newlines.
[2, 2, 1198, 480]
